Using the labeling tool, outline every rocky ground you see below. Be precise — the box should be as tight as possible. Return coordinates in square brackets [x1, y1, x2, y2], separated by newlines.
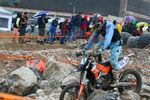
[0, 31, 150, 100]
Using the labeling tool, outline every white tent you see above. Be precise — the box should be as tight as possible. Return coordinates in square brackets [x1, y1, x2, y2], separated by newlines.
[0, 7, 13, 31]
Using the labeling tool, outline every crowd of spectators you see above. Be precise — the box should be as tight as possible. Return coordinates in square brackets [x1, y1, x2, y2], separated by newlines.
[12, 12, 150, 45]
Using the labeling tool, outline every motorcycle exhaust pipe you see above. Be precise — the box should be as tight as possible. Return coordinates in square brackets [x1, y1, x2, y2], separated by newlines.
[118, 82, 136, 87]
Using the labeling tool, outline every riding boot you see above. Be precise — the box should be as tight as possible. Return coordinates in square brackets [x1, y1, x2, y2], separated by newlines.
[111, 70, 120, 87]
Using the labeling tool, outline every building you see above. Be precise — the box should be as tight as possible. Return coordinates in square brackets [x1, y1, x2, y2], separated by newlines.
[2, 0, 150, 21]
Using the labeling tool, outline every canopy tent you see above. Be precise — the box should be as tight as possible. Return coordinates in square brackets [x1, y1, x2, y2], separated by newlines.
[0, 7, 13, 31]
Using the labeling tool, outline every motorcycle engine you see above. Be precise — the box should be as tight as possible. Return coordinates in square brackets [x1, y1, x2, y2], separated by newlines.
[96, 74, 112, 89]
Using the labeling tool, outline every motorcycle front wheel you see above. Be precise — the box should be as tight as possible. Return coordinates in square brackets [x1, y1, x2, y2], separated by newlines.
[59, 83, 87, 100]
[118, 69, 142, 94]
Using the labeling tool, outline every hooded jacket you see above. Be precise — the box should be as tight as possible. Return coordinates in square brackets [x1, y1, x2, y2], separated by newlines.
[84, 21, 121, 50]
[80, 16, 88, 29]
[49, 19, 58, 33]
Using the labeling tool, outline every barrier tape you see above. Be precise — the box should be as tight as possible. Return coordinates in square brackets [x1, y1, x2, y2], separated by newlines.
[56, 59, 80, 64]
[0, 55, 46, 63]
[144, 43, 150, 49]
[0, 35, 89, 38]
[56, 59, 150, 67]
[0, 93, 35, 100]
[126, 65, 150, 67]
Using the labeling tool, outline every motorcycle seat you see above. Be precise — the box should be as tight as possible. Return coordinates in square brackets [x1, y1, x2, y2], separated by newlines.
[100, 56, 124, 67]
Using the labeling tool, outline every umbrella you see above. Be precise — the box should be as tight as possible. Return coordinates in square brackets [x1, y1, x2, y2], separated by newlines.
[124, 16, 136, 22]
[33, 11, 50, 18]
[136, 22, 148, 33]
[136, 22, 148, 28]
[130, 21, 138, 25]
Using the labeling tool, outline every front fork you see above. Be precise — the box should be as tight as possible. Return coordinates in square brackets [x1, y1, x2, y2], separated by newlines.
[78, 63, 90, 100]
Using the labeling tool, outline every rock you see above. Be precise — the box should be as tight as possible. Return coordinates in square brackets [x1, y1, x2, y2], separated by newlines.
[120, 32, 132, 45]
[141, 84, 150, 92]
[139, 33, 150, 48]
[120, 91, 140, 100]
[145, 80, 150, 86]
[87, 90, 116, 100]
[7, 66, 38, 96]
[36, 96, 49, 100]
[0, 78, 13, 93]
[140, 84, 150, 99]
[38, 76, 62, 94]
[87, 89, 104, 100]
[126, 36, 140, 48]
[27, 65, 43, 81]
[43, 58, 61, 80]
[36, 89, 45, 97]
[26, 93, 36, 98]
[48, 88, 62, 100]
[62, 75, 78, 86]
[140, 93, 150, 99]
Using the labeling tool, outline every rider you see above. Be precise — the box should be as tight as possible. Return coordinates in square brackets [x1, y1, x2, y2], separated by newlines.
[80, 14, 122, 86]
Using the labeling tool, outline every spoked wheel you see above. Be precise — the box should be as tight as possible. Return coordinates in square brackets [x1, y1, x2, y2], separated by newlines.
[118, 69, 142, 94]
[59, 83, 86, 100]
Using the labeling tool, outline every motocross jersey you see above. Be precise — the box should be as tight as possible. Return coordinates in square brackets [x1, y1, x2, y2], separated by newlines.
[84, 21, 121, 50]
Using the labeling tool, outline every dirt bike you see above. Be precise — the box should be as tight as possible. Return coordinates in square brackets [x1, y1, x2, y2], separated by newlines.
[59, 52, 142, 100]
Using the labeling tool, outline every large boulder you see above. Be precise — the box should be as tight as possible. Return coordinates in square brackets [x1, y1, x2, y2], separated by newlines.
[40, 57, 74, 95]
[43, 58, 61, 80]
[38, 76, 62, 94]
[120, 32, 150, 49]
[126, 36, 140, 48]
[7, 66, 38, 96]
[120, 32, 132, 45]
[87, 89, 116, 100]
[139, 33, 150, 48]
[27, 65, 43, 81]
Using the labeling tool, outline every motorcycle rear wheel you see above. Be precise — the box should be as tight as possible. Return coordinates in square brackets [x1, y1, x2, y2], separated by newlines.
[118, 69, 142, 94]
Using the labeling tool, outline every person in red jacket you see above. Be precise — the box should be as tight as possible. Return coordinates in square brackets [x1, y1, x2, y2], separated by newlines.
[80, 15, 88, 38]
[60, 18, 69, 44]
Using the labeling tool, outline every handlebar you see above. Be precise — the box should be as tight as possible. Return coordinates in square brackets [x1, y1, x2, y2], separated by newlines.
[63, 68, 81, 78]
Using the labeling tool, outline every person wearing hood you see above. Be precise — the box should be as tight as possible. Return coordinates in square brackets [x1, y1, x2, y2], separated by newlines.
[60, 18, 69, 44]
[75, 12, 82, 39]
[116, 21, 122, 32]
[46, 18, 58, 44]
[37, 14, 48, 44]
[19, 12, 29, 44]
[80, 15, 88, 38]
[68, 16, 76, 41]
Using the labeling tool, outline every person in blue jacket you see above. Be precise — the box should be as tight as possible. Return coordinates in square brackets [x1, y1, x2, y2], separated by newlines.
[46, 18, 58, 44]
[80, 15, 122, 86]
[69, 16, 76, 41]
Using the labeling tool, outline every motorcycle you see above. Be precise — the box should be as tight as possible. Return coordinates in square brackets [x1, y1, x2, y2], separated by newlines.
[59, 53, 142, 100]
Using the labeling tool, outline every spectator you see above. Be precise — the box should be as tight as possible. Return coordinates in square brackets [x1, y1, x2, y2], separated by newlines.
[46, 18, 58, 44]
[122, 22, 130, 32]
[80, 15, 88, 38]
[129, 23, 137, 36]
[75, 12, 82, 38]
[60, 18, 69, 44]
[86, 17, 92, 32]
[68, 16, 75, 41]
[116, 21, 122, 32]
[113, 20, 117, 26]
[12, 13, 22, 43]
[37, 14, 48, 44]
[19, 12, 29, 44]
